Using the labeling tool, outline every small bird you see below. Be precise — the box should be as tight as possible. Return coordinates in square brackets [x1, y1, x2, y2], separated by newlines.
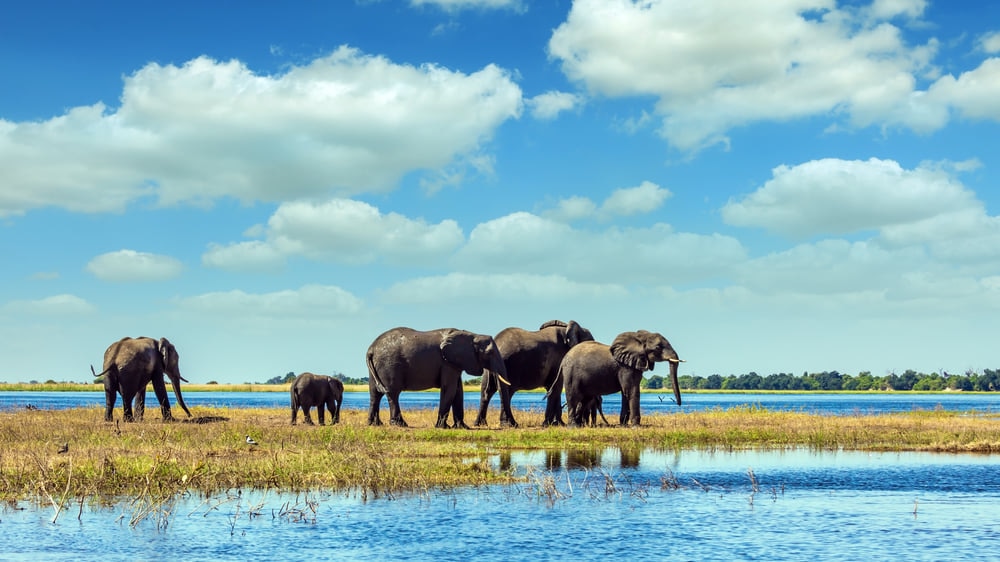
[57, 442, 69, 454]
[245, 435, 258, 446]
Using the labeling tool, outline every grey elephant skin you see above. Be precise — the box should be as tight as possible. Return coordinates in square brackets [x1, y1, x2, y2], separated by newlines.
[558, 330, 682, 427]
[290, 372, 343, 425]
[475, 319, 593, 428]
[366, 327, 509, 428]
[93, 336, 192, 422]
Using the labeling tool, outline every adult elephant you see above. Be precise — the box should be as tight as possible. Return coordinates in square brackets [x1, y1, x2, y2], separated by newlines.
[558, 330, 682, 427]
[290, 372, 344, 425]
[93, 337, 192, 422]
[474, 320, 594, 428]
[366, 327, 509, 428]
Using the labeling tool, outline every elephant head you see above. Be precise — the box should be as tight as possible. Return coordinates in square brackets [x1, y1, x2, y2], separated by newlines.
[610, 330, 683, 405]
[538, 319, 594, 348]
[563, 320, 594, 348]
[158, 337, 192, 417]
[440, 330, 509, 384]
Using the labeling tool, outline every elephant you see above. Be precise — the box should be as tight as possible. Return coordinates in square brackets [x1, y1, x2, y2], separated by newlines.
[92, 336, 192, 422]
[474, 319, 594, 428]
[290, 372, 344, 425]
[557, 330, 682, 427]
[366, 327, 509, 428]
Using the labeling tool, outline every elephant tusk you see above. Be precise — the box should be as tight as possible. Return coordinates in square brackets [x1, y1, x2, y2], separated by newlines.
[668, 358, 685, 364]
[496, 372, 512, 386]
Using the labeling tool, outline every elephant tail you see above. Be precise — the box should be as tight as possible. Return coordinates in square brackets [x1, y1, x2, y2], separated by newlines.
[290, 385, 299, 410]
[366, 348, 388, 394]
[544, 366, 564, 402]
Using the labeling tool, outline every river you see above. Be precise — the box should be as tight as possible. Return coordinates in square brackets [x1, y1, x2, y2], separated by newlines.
[2, 392, 999, 560]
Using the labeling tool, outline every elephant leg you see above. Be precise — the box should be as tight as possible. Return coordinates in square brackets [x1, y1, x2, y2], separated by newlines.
[543, 386, 563, 427]
[624, 387, 641, 426]
[303, 406, 315, 425]
[317, 404, 326, 426]
[387, 391, 408, 427]
[498, 385, 517, 428]
[436, 386, 453, 428]
[368, 391, 384, 426]
[474, 384, 497, 427]
[133, 389, 146, 421]
[104, 388, 117, 422]
[151, 374, 173, 421]
[333, 402, 341, 425]
[120, 390, 135, 422]
[450, 388, 468, 430]
[291, 405, 298, 425]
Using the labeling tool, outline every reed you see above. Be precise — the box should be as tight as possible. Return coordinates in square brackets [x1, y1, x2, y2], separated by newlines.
[2, 404, 999, 504]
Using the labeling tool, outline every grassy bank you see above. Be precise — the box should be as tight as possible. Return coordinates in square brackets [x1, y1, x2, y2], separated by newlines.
[2, 405, 999, 504]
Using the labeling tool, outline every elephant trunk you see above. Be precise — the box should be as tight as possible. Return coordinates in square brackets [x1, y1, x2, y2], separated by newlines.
[486, 347, 511, 387]
[668, 359, 682, 406]
[169, 372, 192, 417]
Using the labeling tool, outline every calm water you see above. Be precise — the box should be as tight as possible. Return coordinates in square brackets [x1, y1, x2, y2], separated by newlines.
[4, 392, 1000, 560]
[3, 448, 1000, 560]
[4, 390, 1000, 416]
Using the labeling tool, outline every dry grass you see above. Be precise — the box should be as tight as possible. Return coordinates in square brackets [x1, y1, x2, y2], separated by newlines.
[2, 404, 999, 504]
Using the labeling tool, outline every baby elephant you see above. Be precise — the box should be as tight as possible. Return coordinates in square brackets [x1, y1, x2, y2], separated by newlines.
[290, 372, 344, 425]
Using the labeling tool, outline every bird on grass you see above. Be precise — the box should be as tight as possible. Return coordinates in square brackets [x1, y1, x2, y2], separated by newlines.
[245, 435, 259, 446]
[57, 442, 69, 454]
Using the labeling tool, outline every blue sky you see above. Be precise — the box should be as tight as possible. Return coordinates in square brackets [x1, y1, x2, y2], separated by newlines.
[2, 0, 1000, 383]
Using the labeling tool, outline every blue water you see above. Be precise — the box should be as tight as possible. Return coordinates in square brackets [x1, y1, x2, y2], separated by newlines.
[4, 390, 999, 416]
[4, 448, 1000, 560]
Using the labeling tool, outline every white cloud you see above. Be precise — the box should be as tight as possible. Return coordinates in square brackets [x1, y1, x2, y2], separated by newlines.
[203, 198, 465, 271]
[457, 212, 746, 285]
[86, 250, 184, 282]
[547, 0, 942, 150]
[381, 272, 628, 304]
[202, 241, 287, 272]
[599, 181, 672, 218]
[0, 47, 522, 216]
[528, 91, 583, 120]
[721, 158, 978, 238]
[174, 284, 363, 319]
[546, 181, 671, 222]
[1, 294, 96, 316]
[926, 58, 1000, 121]
[410, 0, 525, 12]
[982, 32, 1000, 54]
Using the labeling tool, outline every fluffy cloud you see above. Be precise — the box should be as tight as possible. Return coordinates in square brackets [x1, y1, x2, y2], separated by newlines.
[86, 250, 184, 282]
[458, 211, 746, 284]
[203, 198, 465, 271]
[381, 273, 628, 303]
[0, 47, 522, 216]
[547, 0, 952, 150]
[1, 294, 97, 316]
[721, 158, 979, 238]
[546, 181, 671, 222]
[411, 0, 525, 11]
[174, 284, 363, 319]
[528, 91, 584, 120]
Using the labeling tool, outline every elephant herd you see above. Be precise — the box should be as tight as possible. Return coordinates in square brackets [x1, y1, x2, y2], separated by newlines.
[94, 320, 684, 429]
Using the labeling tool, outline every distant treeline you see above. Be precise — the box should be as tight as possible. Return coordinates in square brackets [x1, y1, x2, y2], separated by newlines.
[654, 369, 1000, 392]
[141, 368, 1000, 392]
[260, 372, 369, 386]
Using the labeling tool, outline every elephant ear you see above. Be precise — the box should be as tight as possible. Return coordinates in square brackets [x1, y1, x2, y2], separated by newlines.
[565, 320, 593, 347]
[610, 332, 650, 371]
[159, 338, 176, 366]
[440, 330, 482, 375]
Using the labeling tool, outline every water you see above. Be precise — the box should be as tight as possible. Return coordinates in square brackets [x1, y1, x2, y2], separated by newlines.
[4, 448, 1000, 560]
[4, 392, 1000, 559]
[4, 390, 1000, 416]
